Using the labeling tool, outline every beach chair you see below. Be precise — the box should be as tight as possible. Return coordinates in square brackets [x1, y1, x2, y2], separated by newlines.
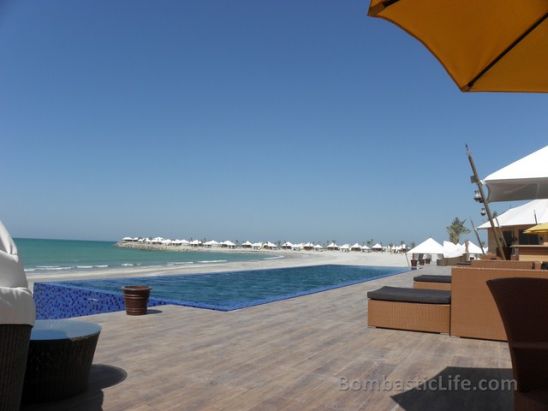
[367, 287, 450, 333]
[488, 278, 548, 411]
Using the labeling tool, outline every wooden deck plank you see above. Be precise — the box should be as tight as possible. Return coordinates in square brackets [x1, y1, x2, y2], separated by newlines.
[23, 268, 513, 411]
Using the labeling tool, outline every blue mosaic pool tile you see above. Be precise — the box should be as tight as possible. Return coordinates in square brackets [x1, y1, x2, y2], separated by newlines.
[34, 282, 166, 319]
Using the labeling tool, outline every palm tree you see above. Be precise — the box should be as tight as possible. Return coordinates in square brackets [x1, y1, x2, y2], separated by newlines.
[366, 239, 374, 248]
[446, 217, 471, 244]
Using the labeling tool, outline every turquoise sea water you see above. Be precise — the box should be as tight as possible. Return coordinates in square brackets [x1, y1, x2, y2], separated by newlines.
[14, 238, 269, 274]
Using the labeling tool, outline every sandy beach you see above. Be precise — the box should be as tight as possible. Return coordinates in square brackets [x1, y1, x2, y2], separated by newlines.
[26, 248, 409, 287]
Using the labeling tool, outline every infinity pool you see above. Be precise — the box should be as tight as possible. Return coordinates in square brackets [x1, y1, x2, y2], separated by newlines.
[34, 265, 406, 318]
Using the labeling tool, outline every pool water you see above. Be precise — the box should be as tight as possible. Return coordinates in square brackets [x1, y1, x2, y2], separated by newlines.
[59, 264, 405, 311]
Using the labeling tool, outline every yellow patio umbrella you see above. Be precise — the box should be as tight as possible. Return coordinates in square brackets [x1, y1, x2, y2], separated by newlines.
[524, 223, 548, 234]
[368, 1, 548, 92]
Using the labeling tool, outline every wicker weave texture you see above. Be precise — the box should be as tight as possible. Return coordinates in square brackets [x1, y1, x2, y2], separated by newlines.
[0, 325, 32, 411]
[368, 300, 450, 333]
[23, 332, 99, 402]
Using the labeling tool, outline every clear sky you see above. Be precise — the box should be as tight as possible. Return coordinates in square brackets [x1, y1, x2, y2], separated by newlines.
[1, 0, 546, 245]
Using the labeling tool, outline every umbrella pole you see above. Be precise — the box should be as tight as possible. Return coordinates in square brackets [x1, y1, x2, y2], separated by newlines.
[470, 218, 487, 256]
[466, 145, 508, 260]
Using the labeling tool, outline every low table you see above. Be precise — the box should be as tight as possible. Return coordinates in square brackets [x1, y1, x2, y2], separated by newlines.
[23, 319, 101, 402]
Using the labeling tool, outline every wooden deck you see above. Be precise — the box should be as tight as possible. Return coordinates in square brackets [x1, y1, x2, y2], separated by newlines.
[24, 268, 513, 411]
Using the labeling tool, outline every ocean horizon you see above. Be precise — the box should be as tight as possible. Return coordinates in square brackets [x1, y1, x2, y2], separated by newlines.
[15, 238, 270, 274]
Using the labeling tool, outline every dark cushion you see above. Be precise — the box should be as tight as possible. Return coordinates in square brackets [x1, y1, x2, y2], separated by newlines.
[367, 286, 451, 304]
[413, 275, 452, 284]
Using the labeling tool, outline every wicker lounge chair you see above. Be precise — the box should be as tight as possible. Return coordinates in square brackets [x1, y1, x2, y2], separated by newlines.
[367, 286, 451, 333]
[413, 275, 451, 291]
[488, 278, 548, 411]
[0, 221, 35, 411]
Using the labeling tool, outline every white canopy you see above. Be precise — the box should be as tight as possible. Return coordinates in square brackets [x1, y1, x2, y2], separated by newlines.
[326, 243, 339, 249]
[442, 241, 465, 258]
[0, 221, 35, 325]
[263, 241, 277, 248]
[466, 241, 484, 255]
[252, 242, 262, 248]
[222, 240, 236, 247]
[340, 244, 350, 250]
[189, 240, 202, 245]
[478, 199, 548, 229]
[282, 241, 293, 247]
[407, 238, 444, 255]
[204, 240, 219, 246]
[361, 245, 370, 250]
[372, 243, 383, 250]
[241, 241, 253, 246]
[484, 145, 548, 202]
[314, 244, 323, 249]
[350, 243, 362, 250]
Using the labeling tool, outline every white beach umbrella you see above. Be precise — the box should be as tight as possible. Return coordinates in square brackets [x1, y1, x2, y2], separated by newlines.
[190, 240, 202, 246]
[241, 241, 253, 247]
[122, 236, 133, 242]
[361, 245, 370, 251]
[340, 244, 350, 252]
[292, 243, 304, 250]
[326, 242, 339, 250]
[484, 145, 548, 202]
[0, 221, 35, 325]
[204, 240, 219, 247]
[264, 241, 277, 249]
[221, 240, 236, 248]
[372, 243, 383, 251]
[350, 243, 362, 251]
[252, 242, 262, 249]
[314, 244, 323, 250]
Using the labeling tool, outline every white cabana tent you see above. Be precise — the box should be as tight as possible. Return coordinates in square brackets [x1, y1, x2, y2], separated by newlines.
[340, 244, 350, 252]
[465, 240, 484, 256]
[292, 243, 304, 251]
[326, 243, 339, 250]
[314, 244, 323, 250]
[361, 244, 370, 252]
[263, 241, 277, 249]
[204, 240, 219, 247]
[371, 243, 383, 251]
[478, 199, 548, 229]
[442, 241, 465, 258]
[407, 238, 444, 256]
[241, 241, 253, 248]
[252, 242, 262, 249]
[484, 145, 548, 202]
[221, 240, 236, 248]
[189, 240, 202, 246]
[281, 241, 293, 249]
[350, 243, 362, 251]
[303, 242, 314, 250]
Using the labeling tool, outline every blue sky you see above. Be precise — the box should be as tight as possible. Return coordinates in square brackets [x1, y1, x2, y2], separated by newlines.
[1, 0, 546, 244]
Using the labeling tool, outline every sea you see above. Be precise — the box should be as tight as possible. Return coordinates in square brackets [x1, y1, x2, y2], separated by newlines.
[14, 238, 271, 274]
